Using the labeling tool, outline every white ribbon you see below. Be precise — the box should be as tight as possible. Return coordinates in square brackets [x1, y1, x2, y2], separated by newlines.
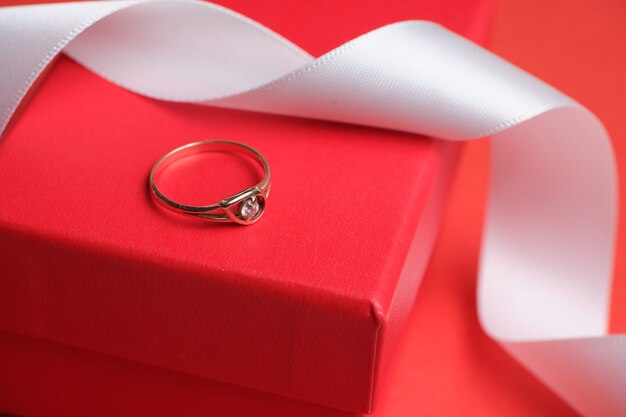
[0, 1, 623, 415]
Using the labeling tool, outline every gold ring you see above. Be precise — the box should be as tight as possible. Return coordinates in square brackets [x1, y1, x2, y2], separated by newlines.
[149, 140, 270, 225]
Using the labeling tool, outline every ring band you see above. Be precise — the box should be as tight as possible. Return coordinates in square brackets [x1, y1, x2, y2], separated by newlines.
[149, 140, 270, 225]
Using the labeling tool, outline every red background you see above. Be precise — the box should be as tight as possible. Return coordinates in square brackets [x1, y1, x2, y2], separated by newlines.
[390, 1, 625, 415]
[387, 1, 625, 415]
[1, 0, 624, 416]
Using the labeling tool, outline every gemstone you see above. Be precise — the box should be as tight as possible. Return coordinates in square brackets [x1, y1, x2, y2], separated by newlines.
[240, 197, 260, 220]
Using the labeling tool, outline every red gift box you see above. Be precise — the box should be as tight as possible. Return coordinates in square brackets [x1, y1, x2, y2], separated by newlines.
[0, 0, 493, 415]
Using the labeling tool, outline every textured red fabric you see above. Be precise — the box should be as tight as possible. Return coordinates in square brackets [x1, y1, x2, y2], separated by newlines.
[0, 0, 492, 415]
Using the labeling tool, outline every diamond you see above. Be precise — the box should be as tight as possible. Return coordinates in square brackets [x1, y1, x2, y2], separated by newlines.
[240, 197, 260, 220]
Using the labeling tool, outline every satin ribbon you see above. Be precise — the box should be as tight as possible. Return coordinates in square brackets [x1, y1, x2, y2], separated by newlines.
[0, 1, 623, 415]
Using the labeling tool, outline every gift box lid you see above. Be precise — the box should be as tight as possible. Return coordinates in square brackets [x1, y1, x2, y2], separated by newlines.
[0, 0, 492, 413]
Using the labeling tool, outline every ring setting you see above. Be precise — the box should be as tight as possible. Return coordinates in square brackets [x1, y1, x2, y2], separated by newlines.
[149, 140, 270, 225]
[240, 196, 260, 220]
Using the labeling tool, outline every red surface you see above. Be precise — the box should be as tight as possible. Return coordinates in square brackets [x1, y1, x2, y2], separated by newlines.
[375, 1, 625, 416]
[0, 331, 353, 417]
[0, 0, 491, 414]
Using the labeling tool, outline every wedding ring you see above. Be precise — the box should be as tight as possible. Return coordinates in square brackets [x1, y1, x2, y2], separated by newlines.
[149, 140, 270, 225]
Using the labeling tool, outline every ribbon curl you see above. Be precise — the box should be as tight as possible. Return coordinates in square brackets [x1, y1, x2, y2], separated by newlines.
[0, 1, 623, 415]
